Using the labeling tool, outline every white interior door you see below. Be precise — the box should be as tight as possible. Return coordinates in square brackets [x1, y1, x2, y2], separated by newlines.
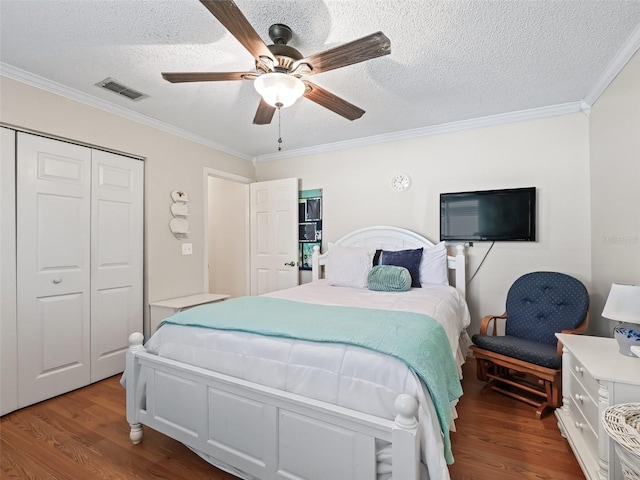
[250, 178, 299, 295]
[90, 150, 143, 382]
[17, 133, 92, 406]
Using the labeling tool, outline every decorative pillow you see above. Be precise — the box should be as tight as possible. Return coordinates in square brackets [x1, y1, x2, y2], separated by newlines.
[379, 248, 423, 288]
[367, 265, 412, 292]
[325, 243, 375, 288]
[420, 241, 449, 286]
[372, 249, 383, 266]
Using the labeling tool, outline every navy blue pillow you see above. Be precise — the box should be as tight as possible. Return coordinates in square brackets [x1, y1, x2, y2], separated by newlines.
[380, 248, 423, 288]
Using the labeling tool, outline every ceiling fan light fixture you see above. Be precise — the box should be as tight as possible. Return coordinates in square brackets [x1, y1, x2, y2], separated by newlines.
[254, 72, 305, 108]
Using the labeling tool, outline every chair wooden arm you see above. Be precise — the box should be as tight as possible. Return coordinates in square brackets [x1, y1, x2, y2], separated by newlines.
[555, 313, 589, 356]
[479, 313, 507, 336]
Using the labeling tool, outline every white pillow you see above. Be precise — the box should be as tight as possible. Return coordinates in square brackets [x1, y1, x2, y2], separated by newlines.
[325, 243, 376, 288]
[419, 241, 449, 286]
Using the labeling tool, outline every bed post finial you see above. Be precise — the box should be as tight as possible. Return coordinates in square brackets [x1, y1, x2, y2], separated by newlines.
[394, 394, 418, 429]
[129, 332, 144, 348]
[392, 394, 420, 479]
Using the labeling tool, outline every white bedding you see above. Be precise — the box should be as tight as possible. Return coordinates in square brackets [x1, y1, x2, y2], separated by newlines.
[266, 280, 471, 372]
[144, 281, 471, 479]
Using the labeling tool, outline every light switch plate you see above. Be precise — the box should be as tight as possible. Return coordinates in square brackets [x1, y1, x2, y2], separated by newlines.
[182, 243, 193, 255]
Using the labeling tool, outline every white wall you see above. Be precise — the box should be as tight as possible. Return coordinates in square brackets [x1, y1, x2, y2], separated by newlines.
[589, 50, 640, 337]
[0, 76, 255, 334]
[256, 113, 592, 335]
[208, 176, 248, 298]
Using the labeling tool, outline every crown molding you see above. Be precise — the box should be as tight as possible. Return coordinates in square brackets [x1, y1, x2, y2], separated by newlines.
[0, 63, 253, 163]
[3, 29, 634, 167]
[583, 22, 640, 106]
[253, 102, 583, 163]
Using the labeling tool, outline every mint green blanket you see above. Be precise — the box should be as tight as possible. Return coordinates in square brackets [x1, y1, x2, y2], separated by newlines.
[160, 296, 462, 463]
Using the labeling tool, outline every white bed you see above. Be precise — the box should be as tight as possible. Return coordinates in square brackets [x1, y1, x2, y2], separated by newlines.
[126, 226, 469, 480]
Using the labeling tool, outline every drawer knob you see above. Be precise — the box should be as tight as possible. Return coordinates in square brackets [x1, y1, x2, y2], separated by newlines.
[574, 394, 584, 403]
[574, 366, 584, 374]
[575, 421, 584, 430]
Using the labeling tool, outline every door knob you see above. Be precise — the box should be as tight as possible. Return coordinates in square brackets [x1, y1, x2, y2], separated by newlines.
[53, 278, 62, 284]
[284, 261, 296, 267]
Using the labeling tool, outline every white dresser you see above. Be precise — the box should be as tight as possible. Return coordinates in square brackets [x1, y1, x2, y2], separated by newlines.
[149, 293, 230, 335]
[555, 334, 640, 480]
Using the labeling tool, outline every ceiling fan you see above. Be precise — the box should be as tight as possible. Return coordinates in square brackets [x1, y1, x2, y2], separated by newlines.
[162, 0, 391, 125]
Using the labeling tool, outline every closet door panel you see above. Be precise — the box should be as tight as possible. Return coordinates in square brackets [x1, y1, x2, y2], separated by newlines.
[91, 150, 143, 382]
[1, 127, 18, 416]
[34, 194, 86, 292]
[17, 133, 92, 407]
[38, 293, 85, 369]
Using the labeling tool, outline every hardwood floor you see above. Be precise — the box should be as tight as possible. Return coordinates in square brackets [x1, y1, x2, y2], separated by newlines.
[448, 361, 584, 479]
[1, 360, 584, 480]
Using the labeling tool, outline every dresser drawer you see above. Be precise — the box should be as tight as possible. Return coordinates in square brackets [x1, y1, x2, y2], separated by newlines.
[569, 370, 599, 430]
[570, 356, 599, 399]
[568, 396, 598, 461]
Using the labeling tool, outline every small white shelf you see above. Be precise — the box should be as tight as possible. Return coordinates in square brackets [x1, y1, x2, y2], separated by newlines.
[170, 202, 189, 217]
[169, 190, 190, 238]
[171, 190, 189, 202]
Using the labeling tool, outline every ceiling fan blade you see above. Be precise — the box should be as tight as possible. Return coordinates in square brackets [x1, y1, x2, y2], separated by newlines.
[162, 72, 256, 83]
[303, 81, 365, 121]
[199, 0, 275, 62]
[253, 98, 276, 125]
[294, 32, 390, 75]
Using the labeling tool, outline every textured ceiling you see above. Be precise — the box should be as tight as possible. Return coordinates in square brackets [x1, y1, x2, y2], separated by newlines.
[1, 0, 640, 161]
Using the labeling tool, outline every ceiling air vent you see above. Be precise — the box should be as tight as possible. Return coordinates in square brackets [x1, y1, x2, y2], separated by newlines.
[96, 77, 148, 101]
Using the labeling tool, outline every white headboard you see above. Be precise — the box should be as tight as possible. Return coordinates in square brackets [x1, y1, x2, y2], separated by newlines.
[311, 226, 466, 298]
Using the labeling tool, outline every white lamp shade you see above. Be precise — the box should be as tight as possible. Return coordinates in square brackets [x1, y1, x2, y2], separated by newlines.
[602, 283, 640, 325]
[254, 72, 305, 108]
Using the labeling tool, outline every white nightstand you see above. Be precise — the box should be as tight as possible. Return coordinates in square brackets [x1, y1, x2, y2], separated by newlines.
[555, 334, 640, 480]
[149, 293, 230, 335]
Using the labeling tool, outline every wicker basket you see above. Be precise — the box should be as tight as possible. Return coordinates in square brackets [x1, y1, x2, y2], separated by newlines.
[602, 403, 640, 480]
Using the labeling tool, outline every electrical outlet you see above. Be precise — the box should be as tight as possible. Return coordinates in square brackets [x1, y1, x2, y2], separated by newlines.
[182, 243, 193, 255]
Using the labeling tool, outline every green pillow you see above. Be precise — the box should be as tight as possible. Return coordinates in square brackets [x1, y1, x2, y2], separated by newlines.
[367, 265, 412, 292]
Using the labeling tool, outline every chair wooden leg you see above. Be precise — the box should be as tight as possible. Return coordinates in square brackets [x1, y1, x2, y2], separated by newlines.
[549, 376, 562, 408]
[476, 358, 489, 381]
[535, 402, 553, 419]
[545, 380, 553, 405]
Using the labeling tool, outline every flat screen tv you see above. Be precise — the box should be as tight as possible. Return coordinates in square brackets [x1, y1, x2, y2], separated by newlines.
[440, 187, 536, 242]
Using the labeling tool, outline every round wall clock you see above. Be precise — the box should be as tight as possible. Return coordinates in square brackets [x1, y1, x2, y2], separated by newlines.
[391, 173, 411, 192]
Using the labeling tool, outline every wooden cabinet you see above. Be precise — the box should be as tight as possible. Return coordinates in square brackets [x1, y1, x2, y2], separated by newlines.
[149, 293, 230, 334]
[555, 334, 640, 480]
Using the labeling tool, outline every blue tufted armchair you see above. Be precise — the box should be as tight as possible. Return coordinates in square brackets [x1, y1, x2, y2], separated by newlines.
[470, 271, 589, 418]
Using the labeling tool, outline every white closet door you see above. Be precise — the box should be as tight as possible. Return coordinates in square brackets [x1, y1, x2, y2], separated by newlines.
[90, 150, 143, 382]
[1, 127, 18, 416]
[250, 178, 299, 295]
[17, 133, 92, 406]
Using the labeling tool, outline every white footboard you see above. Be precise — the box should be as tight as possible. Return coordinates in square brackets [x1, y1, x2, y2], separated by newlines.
[126, 333, 420, 480]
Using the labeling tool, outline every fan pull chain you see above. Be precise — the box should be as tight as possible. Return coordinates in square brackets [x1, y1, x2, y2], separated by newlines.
[277, 106, 283, 151]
